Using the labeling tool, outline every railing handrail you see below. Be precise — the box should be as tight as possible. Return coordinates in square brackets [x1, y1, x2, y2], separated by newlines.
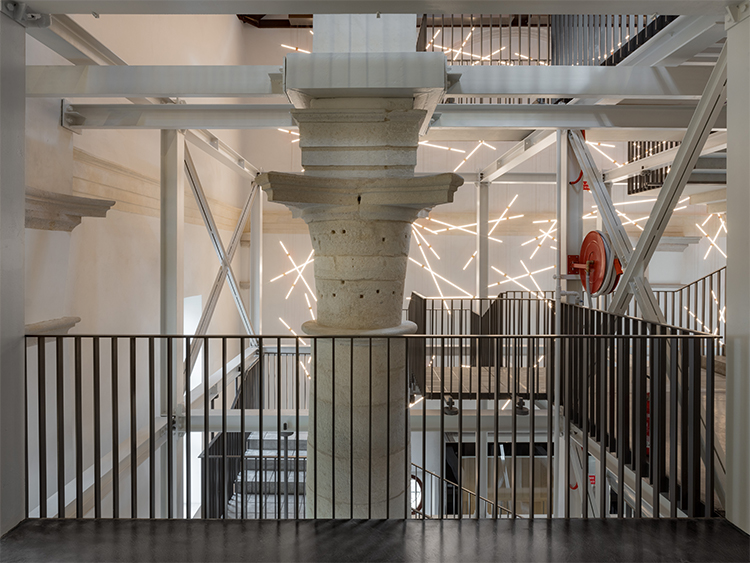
[671, 266, 725, 293]
[24, 332, 719, 340]
[411, 463, 518, 518]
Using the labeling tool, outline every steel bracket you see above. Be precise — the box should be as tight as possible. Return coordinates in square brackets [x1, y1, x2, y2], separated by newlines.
[1, 1, 50, 27]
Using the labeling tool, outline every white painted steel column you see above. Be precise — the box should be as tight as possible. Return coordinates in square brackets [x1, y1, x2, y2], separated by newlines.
[725, 4, 750, 535]
[160, 130, 184, 517]
[553, 130, 564, 516]
[560, 132, 583, 302]
[0, 12, 26, 536]
[249, 188, 263, 333]
[476, 181, 489, 299]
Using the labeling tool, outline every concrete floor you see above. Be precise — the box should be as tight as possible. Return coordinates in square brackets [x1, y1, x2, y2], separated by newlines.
[1, 518, 748, 562]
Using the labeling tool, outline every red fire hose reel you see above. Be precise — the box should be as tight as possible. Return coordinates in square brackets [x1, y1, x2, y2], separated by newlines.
[568, 230, 622, 297]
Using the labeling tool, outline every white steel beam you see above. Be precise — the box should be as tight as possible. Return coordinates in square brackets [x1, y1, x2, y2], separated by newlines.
[430, 103, 727, 131]
[184, 129, 260, 181]
[61, 101, 728, 132]
[184, 183, 257, 375]
[725, 2, 750, 534]
[18, 1, 733, 17]
[609, 44, 727, 316]
[159, 129, 184, 518]
[475, 181, 489, 299]
[184, 146, 256, 337]
[27, 64, 282, 98]
[63, 103, 297, 130]
[446, 65, 714, 99]
[619, 15, 726, 67]
[603, 131, 727, 184]
[27, 64, 715, 100]
[568, 130, 666, 324]
[480, 130, 556, 183]
[0, 11, 26, 536]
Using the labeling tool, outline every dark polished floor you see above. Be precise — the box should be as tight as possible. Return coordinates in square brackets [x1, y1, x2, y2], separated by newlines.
[2, 518, 748, 562]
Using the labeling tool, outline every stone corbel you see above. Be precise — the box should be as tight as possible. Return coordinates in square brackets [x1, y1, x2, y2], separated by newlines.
[25, 316, 81, 345]
[26, 187, 116, 232]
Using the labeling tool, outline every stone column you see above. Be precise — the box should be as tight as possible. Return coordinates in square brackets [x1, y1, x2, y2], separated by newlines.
[257, 99, 462, 518]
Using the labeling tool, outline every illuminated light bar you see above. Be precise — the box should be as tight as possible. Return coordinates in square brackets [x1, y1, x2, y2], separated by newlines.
[487, 194, 519, 237]
[586, 141, 623, 167]
[413, 221, 440, 235]
[418, 141, 465, 153]
[281, 44, 310, 53]
[270, 257, 315, 282]
[280, 243, 316, 300]
[305, 293, 316, 321]
[409, 257, 473, 297]
[481, 46, 506, 60]
[300, 360, 310, 378]
[463, 250, 477, 271]
[453, 142, 483, 172]
[278, 128, 300, 136]
[410, 233, 451, 309]
[411, 226, 440, 259]
[697, 222, 727, 259]
[279, 317, 309, 346]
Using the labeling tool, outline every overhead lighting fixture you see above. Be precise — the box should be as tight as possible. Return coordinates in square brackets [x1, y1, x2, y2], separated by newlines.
[281, 44, 310, 53]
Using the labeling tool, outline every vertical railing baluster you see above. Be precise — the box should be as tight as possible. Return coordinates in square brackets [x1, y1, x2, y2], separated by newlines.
[669, 333, 678, 517]
[130, 337, 137, 518]
[74, 337, 83, 518]
[148, 338, 155, 519]
[240, 337, 246, 520]
[185, 337, 191, 520]
[94, 337, 102, 519]
[277, 337, 282, 519]
[37, 336, 47, 518]
[221, 338, 227, 519]
[166, 337, 171, 519]
[203, 337, 209, 518]
[705, 339, 715, 516]
[56, 337, 65, 518]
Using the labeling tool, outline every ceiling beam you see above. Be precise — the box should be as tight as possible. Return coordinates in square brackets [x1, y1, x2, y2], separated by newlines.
[446, 65, 714, 99]
[19, 1, 733, 16]
[431, 103, 727, 131]
[603, 131, 727, 183]
[618, 15, 726, 67]
[61, 101, 728, 132]
[28, 64, 714, 100]
[479, 130, 556, 183]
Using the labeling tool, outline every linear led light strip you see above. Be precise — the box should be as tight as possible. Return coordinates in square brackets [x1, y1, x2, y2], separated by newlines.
[299, 360, 310, 378]
[522, 222, 558, 259]
[489, 263, 555, 293]
[487, 194, 520, 237]
[454, 141, 495, 173]
[279, 243, 316, 300]
[412, 226, 440, 259]
[269, 257, 315, 282]
[682, 306, 722, 344]
[418, 141, 466, 153]
[452, 26, 475, 60]
[281, 44, 310, 54]
[279, 317, 309, 346]
[697, 218, 727, 259]
[711, 289, 727, 323]
[520, 260, 547, 299]
[409, 256, 473, 298]
[278, 128, 300, 143]
[411, 227, 452, 310]
[586, 141, 623, 167]
[463, 195, 524, 270]
[586, 197, 689, 221]
[304, 293, 316, 320]
[425, 217, 503, 242]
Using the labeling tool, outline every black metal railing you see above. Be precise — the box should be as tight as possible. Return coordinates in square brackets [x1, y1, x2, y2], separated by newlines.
[598, 267, 726, 356]
[560, 304, 721, 517]
[550, 15, 678, 67]
[24, 322, 719, 521]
